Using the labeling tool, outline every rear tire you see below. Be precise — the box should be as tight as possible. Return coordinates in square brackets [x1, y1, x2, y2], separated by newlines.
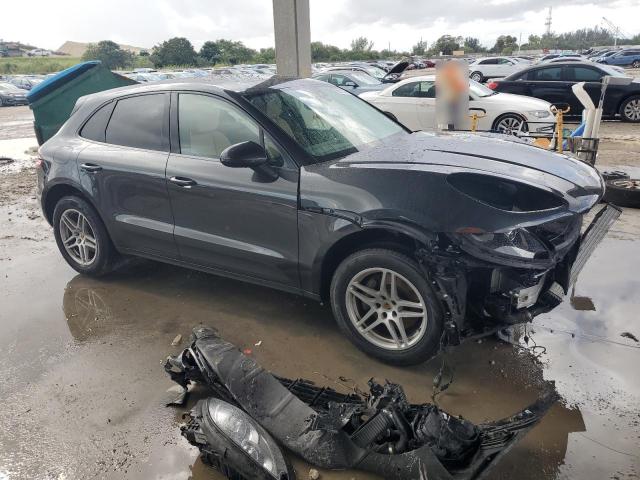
[330, 249, 444, 365]
[470, 71, 483, 83]
[620, 95, 640, 123]
[632, 60, 640, 68]
[53, 196, 118, 276]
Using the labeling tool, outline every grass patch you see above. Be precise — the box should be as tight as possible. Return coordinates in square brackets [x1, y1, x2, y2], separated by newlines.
[0, 56, 156, 75]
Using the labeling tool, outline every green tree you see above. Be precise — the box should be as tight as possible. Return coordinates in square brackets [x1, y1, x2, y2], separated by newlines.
[150, 37, 198, 68]
[82, 40, 134, 70]
[350, 37, 374, 52]
[430, 35, 461, 56]
[412, 40, 428, 56]
[491, 35, 518, 54]
[199, 41, 221, 64]
[311, 41, 344, 62]
[213, 39, 256, 65]
[463, 37, 484, 53]
[254, 47, 276, 64]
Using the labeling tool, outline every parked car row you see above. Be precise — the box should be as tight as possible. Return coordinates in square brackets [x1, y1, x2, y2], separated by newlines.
[0, 81, 29, 106]
[489, 61, 640, 122]
[359, 76, 555, 134]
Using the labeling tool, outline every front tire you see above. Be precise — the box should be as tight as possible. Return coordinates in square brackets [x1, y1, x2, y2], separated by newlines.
[632, 60, 640, 68]
[53, 196, 117, 276]
[620, 95, 640, 123]
[493, 113, 528, 135]
[330, 249, 444, 365]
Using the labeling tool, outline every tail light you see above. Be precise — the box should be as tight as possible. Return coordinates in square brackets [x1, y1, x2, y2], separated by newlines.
[487, 81, 499, 90]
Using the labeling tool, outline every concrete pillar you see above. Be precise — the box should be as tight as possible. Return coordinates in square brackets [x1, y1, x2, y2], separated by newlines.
[272, 0, 312, 77]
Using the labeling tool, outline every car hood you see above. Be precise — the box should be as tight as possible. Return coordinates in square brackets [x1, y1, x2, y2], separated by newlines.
[344, 132, 597, 185]
[478, 92, 552, 111]
[300, 132, 603, 236]
[387, 60, 409, 75]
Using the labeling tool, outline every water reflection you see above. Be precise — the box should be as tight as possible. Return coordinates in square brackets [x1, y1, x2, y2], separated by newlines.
[60, 262, 587, 480]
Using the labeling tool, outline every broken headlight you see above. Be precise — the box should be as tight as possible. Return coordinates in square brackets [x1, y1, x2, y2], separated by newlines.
[455, 227, 550, 264]
[199, 398, 293, 480]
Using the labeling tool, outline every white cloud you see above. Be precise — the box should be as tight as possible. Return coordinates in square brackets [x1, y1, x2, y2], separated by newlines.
[1, 0, 638, 52]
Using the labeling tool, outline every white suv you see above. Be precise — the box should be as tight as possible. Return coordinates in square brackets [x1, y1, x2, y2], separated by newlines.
[469, 57, 522, 82]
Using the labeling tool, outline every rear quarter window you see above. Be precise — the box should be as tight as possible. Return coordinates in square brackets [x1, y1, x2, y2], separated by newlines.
[105, 94, 169, 151]
[79, 102, 115, 142]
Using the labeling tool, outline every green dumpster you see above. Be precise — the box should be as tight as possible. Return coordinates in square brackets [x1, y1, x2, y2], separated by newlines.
[27, 61, 137, 145]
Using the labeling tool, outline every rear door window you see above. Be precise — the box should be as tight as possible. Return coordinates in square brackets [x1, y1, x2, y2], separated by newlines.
[392, 82, 421, 97]
[528, 67, 562, 81]
[105, 94, 169, 151]
[80, 102, 115, 142]
[566, 67, 603, 82]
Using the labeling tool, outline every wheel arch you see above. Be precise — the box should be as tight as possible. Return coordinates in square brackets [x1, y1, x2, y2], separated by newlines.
[43, 182, 100, 225]
[318, 222, 435, 302]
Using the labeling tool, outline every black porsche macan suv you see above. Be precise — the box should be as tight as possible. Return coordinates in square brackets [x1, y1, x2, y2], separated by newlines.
[37, 76, 610, 364]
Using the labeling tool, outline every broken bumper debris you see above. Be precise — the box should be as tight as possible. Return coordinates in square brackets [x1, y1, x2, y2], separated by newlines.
[429, 204, 621, 342]
[166, 327, 559, 480]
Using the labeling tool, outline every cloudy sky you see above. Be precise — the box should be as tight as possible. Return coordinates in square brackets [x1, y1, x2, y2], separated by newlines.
[3, 0, 639, 52]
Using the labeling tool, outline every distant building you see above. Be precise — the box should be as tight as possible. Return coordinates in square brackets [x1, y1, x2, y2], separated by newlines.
[0, 41, 25, 57]
[57, 41, 147, 58]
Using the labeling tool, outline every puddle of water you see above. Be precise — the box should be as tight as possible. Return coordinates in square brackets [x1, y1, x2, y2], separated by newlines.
[0, 137, 38, 174]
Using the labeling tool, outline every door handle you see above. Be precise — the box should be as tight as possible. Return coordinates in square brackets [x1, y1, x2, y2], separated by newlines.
[169, 176, 197, 188]
[80, 163, 102, 173]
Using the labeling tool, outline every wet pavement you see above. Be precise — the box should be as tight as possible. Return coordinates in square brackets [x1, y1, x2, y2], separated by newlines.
[0, 106, 639, 480]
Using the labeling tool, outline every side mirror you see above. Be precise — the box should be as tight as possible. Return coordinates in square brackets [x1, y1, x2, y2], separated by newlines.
[220, 141, 268, 168]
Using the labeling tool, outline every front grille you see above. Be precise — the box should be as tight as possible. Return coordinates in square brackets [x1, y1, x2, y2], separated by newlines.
[570, 204, 621, 285]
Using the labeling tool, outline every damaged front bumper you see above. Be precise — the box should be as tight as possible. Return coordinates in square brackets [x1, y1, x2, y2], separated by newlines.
[420, 204, 621, 339]
[167, 327, 559, 480]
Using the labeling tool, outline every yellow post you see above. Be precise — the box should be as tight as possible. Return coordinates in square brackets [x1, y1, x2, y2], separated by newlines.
[551, 105, 570, 153]
[468, 111, 486, 133]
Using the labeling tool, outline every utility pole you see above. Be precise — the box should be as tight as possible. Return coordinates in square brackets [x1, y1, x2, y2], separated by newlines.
[545, 7, 552, 36]
[272, 0, 311, 77]
[602, 17, 629, 48]
[518, 32, 522, 53]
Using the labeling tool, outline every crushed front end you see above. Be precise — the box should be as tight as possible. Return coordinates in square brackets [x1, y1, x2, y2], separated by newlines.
[418, 204, 621, 340]
[166, 327, 558, 480]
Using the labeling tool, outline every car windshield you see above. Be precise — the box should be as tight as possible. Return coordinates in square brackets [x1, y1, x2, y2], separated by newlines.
[245, 83, 405, 163]
[469, 79, 495, 97]
[350, 72, 381, 85]
[0, 82, 22, 91]
[362, 66, 386, 80]
[598, 64, 627, 77]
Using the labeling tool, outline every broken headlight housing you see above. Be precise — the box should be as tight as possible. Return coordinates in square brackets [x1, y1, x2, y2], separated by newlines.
[190, 398, 293, 480]
[455, 227, 551, 266]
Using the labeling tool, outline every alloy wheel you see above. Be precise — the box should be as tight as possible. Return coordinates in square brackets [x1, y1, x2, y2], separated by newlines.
[495, 115, 527, 135]
[470, 72, 482, 82]
[59, 209, 98, 266]
[345, 268, 428, 351]
[623, 99, 640, 121]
